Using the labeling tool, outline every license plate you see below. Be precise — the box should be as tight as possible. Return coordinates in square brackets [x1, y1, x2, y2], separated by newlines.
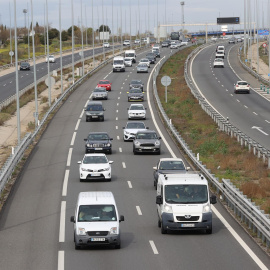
[91, 238, 105, 241]
[143, 147, 152, 149]
[95, 148, 102, 150]
[92, 116, 98, 118]
[181, 224, 195, 227]
[91, 173, 100, 176]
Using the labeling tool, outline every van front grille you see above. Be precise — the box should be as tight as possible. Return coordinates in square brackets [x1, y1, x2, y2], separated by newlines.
[176, 216, 199, 221]
[87, 231, 108, 236]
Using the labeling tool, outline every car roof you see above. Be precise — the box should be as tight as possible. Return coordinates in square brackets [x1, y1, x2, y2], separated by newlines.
[130, 104, 144, 107]
[158, 158, 184, 162]
[87, 101, 103, 105]
[88, 131, 109, 135]
[84, 153, 106, 157]
[137, 130, 156, 134]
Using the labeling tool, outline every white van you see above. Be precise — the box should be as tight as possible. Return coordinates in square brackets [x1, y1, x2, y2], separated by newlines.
[70, 191, 124, 249]
[113, 56, 125, 72]
[124, 50, 136, 63]
[156, 173, 217, 234]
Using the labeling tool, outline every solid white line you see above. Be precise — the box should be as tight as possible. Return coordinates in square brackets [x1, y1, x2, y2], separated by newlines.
[75, 119, 81, 131]
[67, 148, 73, 167]
[146, 57, 176, 158]
[122, 162, 126, 168]
[127, 181, 132, 188]
[236, 99, 240, 103]
[62, 170, 69, 197]
[79, 109, 84, 118]
[117, 136, 120, 140]
[212, 206, 268, 270]
[59, 201, 66, 242]
[244, 105, 248, 108]
[265, 120, 270, 124]
[70, 132, 77, 146]
[119, 147, 122, 152]
[58, 251, 64, 270]
[136, 206, 142, 215]
[149, 240, 159, 254]
[253, 112, 258, 115]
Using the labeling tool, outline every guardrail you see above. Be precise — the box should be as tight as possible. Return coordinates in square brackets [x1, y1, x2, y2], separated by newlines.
[152, 44, 270, 248]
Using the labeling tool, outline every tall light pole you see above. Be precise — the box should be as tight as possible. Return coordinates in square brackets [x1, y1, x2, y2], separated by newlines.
[71, 0, 74, 84]
[92, 0, 95, 68]
[9, 2, 12, 64]
[59, 0, 63, 94]
[120, 0, 123, 51]
[81, 0, 84, 75]
[138, 0, 141, 47]
[14, 0, 21, 144]
[46, 0, 51, 106]
[165, 0, 167, 38]
[180, 1, 185, 34]
[85, 5, 87, 48]
[130, 0, 132, 48]
[27, 3, 30, 59]
[112, 0, 114, 55]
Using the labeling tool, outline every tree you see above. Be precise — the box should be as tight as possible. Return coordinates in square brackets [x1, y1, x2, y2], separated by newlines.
[61, 30, 69, 41]
[67, 25, 79, 36]
[49, 28, 59, 39]
[98, 25, 111, 34]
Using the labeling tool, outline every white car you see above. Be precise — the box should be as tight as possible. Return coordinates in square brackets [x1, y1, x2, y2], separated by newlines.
[123, 121, 148, 141]
[211, 36, 218, 42]
[234, 81, 250, 94]
[213, 58, 224, 68]
[78, 153, 113, 182]
[128, 104, 147, 120]
[123, 40, 131, 46]
[139, 58, 150, 68]
[215, 50, 224, 59]
[134, 39, 140, 44]
[124, 58, 133, 67]
[180, 40, 188, 46]
[46, 55, 55, 63]
[170, 42, 178, 49]
[103, 42, 110, 48]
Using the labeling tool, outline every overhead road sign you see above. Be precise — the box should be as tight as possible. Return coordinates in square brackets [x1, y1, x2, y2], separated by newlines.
[258, 29, 269, 35]
[217, 17, 240, 25]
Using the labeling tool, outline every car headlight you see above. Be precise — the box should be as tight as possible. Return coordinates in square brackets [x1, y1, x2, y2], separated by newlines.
[101, 167, 110, 171]
[203, 204, 211, 213]
[106, 143, 111, 147]
[78, 227, 86, 235]
[134, 140, 140, 145]
[110, 227, 118, 235]
[164, 204, 173, 213]
[155, 140, 160, 146]
[86, 143, 91, 147]
[81, 167, 87, 171]
[125, 131, 130, 135]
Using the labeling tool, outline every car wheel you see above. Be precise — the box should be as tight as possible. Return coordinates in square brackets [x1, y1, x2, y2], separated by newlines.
[108, 149, 112, 154]
[115, 243, 121, 249]
[158, 218, 161, 228]
[107, 178, 111, 182]
[75, 242, 80, 250]
[161, 222, 167, 234]
[133, 148, 137, 155]
[156, 150, 161, 155]
[101, 117, 104, 122]
[206, 227, 212, 234]
[80, 178, 84, 182]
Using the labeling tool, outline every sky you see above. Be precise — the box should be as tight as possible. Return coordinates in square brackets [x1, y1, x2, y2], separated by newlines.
[0, 0, 268, 35]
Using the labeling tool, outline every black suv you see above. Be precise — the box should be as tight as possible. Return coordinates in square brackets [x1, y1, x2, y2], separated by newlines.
[20, 62, 30, 70]
[146, 53, 156, 64]
[84, 132, 113, 154]
[85, 101, 105, 122]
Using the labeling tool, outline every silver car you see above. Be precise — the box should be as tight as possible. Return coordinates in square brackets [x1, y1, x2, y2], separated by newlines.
[137, 63, 148, 73]
[123, 121, 148, 141]
[92, 87, 108, 100]
[133, 130, 161, 155]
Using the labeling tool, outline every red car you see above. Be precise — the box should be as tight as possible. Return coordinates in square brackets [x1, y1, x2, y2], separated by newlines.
[97, 80, 112, 91]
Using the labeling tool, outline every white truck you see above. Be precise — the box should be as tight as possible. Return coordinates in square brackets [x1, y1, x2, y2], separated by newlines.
[156, 173, 217, 234]
[112, 56, 125, 72]
[124, 50, 136, 63]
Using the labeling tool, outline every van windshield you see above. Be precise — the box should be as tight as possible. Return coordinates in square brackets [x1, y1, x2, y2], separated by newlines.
[125, 53, 135, 57]
[78, 205, 117, 222]
[114, 60, 124, 65]
[164, 184, 208, 204]
[86, 104, 103, 111]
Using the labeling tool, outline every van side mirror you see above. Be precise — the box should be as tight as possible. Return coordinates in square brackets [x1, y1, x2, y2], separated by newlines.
[103, 108, 106, 111]
[84, 138, 87, 141]
[156, 195, 162, 205]
[153, 166, 157, 170]
[186, 167, 190, 171]
[210, 195, 217, 204]
[70, 216, 75, 223]
[119, 215, 125, 222]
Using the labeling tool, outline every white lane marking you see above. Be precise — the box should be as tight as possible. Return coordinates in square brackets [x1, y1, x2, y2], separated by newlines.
[226, 89, 228, 92]
[236, 99, 240, 102]
[146, 57, 177, 158]
[3, 84, 6, 86]
[136, 206, 142, 215]
[70, 132, 77, 146]
[149, 240, 159, 255]
[125, 78, 127, 81]
[212, 206, 268, 270]
[244, 105, 248, 108]
[116, 117, 118, 120]
[104, 75, 108, 79]
[265, 120, 270, 124]
[121, 87, 123, 89]
[67, 148, 73, 167]
[253, 112, 258, 115]
[10, 81, 12, 83]
[117, 103, 119, 106]
[79, 109, 84, 118]
[116, 126, 118, 129]
[119, 147, 122, 152]
[221, 85, 224, 87]
[118, 97, 120, 99]
[58, 251, 64, 270]
[252, 126, 269, 136]
[116, 110, 118, 113]
[62, 170, 69, 197]
[59, 201, 66, 242]
[120, 92, 122, 94]
[230, 94, 233, 96]
[75, 119, 81, 131]
[84, 100, 88, 107]
[127, 181, 132, 188]
[122, 162, 126, 168]
[117, 136, 120, 140]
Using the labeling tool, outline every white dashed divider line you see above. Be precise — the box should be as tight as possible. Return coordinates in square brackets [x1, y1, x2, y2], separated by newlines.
[136, 206, 142, 215]
[120, 92, 122, 94]
[127, 181, 132, 188]
[66, 148, 73, 167]
[116, 126, 118, 129]
[244, 105, 248, 108]
[236, 99, 240, 103]
[253, 112, 258, 115]
[230, 94, 233, 97]
[117, 136, 120, 140]
[122, 162, 126, 168]
[117, 103, 119, 106]
[70, 132, 77, 146]
[116, 110, 118, 113]
[58, 251, 64, 270]
[75, 119, 81, 131]
[119, 147, 122, 152]
[265, 120, 270, 124]
[116, 117, 118, 120]
[121, 87, 123, 89]
[149, 240, 159, 254]
[62, 170, 69, 196]
[118, 97, 120, 99]
[59, 201, 66, 242]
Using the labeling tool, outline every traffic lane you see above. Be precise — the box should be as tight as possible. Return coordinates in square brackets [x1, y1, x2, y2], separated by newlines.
[192, 46, 270, 149]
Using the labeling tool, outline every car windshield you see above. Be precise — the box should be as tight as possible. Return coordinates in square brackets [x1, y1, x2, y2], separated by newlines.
[126, 122, 145, 129]
[165, 185, 208, 204]
[130, 89, 142, 93]
[130, 105, 144, 110]
[78, 205, 117, 222]
[21, 63, 28, 66]
[124, 58, 131, 62]
[86, 104, 103, 111]
[159, 161, 185, 170]
[131, 80, 141, 85]
[136, 132, 157, 139]
[238, 82, 248, 85]
[83, 155, 108, 164]
[49, 55, 54, 58]
[99, 80, 109, 84]
[138, 64, 147, 67]
[88, 133, 109, 140]
[94, 88, 106, 93]
[140, 59, 148, 62]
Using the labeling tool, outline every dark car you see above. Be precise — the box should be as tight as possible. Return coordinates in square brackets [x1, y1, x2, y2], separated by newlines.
[129, 79, 144, 91]
[153, 158, 190, 189]
[161, 41, 170, 47]
[85, 101, 105, 122]
[20, 62, 30, 70]
[152, 49, 160, 58]
[146, 53, 156, 64]
[84, 132, 113, 154]
[127, 88, 144, 102]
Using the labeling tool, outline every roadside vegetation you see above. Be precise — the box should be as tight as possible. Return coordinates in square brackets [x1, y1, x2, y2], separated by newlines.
[157, 46, 270, 213]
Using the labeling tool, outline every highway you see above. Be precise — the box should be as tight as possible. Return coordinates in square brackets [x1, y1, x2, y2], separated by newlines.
[0, 46, 269, 270]
[190, 42, 270, 149]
